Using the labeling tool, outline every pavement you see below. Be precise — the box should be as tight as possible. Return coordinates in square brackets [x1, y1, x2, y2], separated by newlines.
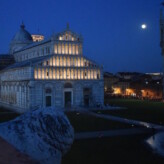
[69, 109, 164, 140]
[86, 111, 164, 131]
[75, 128, 152, 140]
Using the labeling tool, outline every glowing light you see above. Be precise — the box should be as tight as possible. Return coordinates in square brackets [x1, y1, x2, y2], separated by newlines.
[34, 67, 100, 80]
[126, 88, 135, 96]
[113, 88, 121, 94]
[31, 35, 44, 42]
[141, 24, 147, 29]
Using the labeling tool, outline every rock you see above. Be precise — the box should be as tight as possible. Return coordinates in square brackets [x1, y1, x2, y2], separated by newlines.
[0, 107, 74, 164]
[146, 132, 164, 157]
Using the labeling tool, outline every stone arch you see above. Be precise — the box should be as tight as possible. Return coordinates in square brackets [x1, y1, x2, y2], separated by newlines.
[45, 88, 52, 94]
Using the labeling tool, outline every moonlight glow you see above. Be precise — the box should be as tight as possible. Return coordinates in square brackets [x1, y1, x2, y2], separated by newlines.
[141, 24, 147, 29]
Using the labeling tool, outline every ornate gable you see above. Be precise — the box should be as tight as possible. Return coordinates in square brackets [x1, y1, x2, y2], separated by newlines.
[55, 24, 83, 42]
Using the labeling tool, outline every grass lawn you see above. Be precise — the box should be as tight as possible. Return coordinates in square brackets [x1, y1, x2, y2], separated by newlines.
[0, 108, 137, 132]
[102, 98, 164, 125]
[62, 134, 164, 164]
[65, 112, 139, 132]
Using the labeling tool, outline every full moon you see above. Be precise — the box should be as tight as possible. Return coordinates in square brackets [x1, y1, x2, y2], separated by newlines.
[141, 24, 147, 29]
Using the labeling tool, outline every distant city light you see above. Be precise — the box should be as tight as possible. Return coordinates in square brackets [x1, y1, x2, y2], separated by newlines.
[141, 24, 147, 29]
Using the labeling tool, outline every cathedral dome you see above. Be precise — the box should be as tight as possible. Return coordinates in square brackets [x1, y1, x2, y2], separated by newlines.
[10, 23, 33, 54]
[12, 23, 32, 43]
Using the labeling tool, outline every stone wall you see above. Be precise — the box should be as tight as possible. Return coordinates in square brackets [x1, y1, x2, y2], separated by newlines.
[30, 80, 104, 110]
[14, 42, 52, 62]
[0, 67, 33, 81]
[0, 79, 104, 112]
[0, 81, 30, 113]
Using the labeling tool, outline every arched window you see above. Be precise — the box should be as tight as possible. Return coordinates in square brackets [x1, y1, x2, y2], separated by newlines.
[45, 88, 52, 94]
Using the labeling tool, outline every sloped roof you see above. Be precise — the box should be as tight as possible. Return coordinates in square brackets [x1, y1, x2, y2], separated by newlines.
[1, 53, 101, 72]
[2, 55, 53, 71]
[13, 37, 51, 53]
[11, 24, 32, 43]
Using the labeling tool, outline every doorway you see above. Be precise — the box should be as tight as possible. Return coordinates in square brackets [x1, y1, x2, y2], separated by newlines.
[84, 95, 89, 106]
[46, 96, 51, 107]
[64, 83, 73, 108]
[64, 91, 72, 107]
[45, 88, 52, 107]
[83, 88, 91, 107]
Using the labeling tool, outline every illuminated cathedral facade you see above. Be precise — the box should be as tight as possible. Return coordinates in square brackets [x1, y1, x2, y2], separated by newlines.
[0, 24, 104, 112]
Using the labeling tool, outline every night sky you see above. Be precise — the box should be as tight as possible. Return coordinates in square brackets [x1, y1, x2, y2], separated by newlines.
[0, 0, 163, 73]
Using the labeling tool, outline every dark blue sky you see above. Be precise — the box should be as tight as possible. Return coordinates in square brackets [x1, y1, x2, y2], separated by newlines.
[0, 0, 163, 73]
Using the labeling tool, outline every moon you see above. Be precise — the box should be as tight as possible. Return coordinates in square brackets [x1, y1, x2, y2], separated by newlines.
[141, 24, 147, 29]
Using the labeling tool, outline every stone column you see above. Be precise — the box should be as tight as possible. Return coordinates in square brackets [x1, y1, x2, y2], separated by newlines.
[63, 43, 65, 54]
[53, 56, 55, 66]
[51, 57, 53, 66]
[71, 43, 73, 55]
[59, 56, 60, 67]
[37, 67, 39, 79]
[73, 57, 75, 67]
[28, 81, 36, 109]
[51, 68, 53, 79]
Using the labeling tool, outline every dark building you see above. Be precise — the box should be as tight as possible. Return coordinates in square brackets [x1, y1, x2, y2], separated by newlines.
[0, 54, 15, 71]
[104, 72, 163, 100]
[104, 72, 119, 92]
[116, 72, 143, 80]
